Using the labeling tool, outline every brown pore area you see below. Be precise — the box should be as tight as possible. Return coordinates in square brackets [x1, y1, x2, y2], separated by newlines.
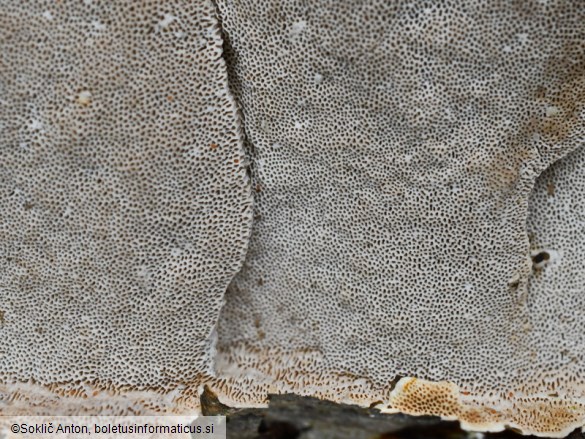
[389, 378, 585, 438]
[539, 42, 585, 146]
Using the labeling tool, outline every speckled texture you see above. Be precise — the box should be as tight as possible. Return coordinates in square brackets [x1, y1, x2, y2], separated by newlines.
[212, 0, 585, 435]
[1, 0, 584, 435]
[201, 391, 585, 439]
[526, 145, 585, 386]
[0, 0, 251, 413]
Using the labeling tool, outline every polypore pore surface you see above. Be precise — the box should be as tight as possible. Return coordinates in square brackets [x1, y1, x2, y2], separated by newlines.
[525, 145, 585, 400]
[388, 146, 585, 437]
[213, 0, 585, 435]
[513, 145, 585, 435]
[0, 0, 251, 413]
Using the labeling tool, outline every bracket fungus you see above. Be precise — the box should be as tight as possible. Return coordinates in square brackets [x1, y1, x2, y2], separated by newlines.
[1, 0, 585, 437]
[0, 0, 251, 414]
[211, 0, 585, 436]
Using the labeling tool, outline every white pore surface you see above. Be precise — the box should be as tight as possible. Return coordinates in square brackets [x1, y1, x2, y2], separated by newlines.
[525, 146, 585, 398]
[0, 0, 251, 413]
[214, 0, 585, 421]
